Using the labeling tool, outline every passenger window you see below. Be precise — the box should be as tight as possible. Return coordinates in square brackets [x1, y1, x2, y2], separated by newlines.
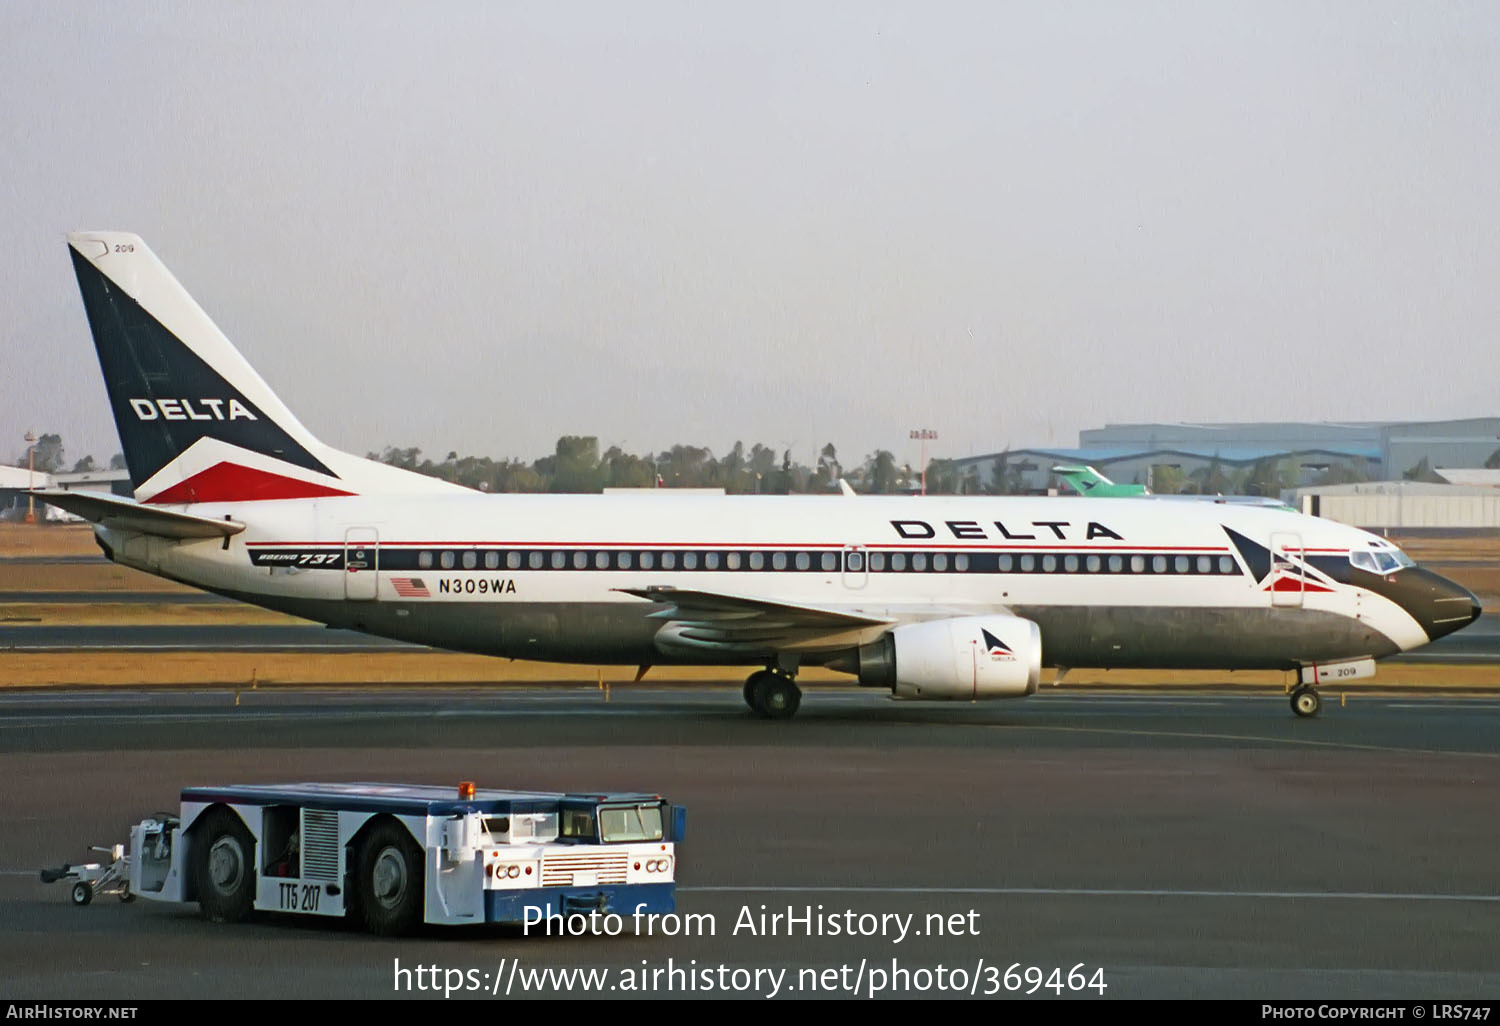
[705, 552, 720, 570]
[462, 551, 478, 570]
[618, 552, 632, 570]
[1197, 556, 1212, 574]
[1131, 555, 1145, 574]
[661, 552, 676, 570]
[846, 552, 864, 572]
[1218, 556, 1235, 574]
[1107, 555, 1122, 572]
[550, 551, 566, 570]
[682, 552, 698, 570]
[795, 552, 810, 571]
[594, 552, 609, 570]
[485, 551, 500, 570]
[912, 553, 928, 572]
[954, 554, 968, 572]
[1063, 555, 1078, 572]
[725, 552, 740, 570]
[1152, 556, 1166, 573]
[640, 552, 655, 570]
[772, 552, 787, 570]
[1019, 555, 1034, 572]
[749, 552, 764, 570]
[1174, 556, 1189, 573]
[821, 552, 837, 572]
[998, 555, 1013, 572]
[891, 553, 907, 571]
[869, 552, 885, 571]
[529, 551, 543, 570]
[1086, 555, 1101, 573]
[418, 551, 433, 570]
[1042, 555, 1056, 573]
[932, 553, 947, 572]
[441, 551, 456, 570]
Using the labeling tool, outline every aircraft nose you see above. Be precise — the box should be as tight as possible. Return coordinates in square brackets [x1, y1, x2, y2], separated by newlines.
[1397, 568, 1483, 642]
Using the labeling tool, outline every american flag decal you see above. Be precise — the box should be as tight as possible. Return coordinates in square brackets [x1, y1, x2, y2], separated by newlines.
[390, 577, 430, 598]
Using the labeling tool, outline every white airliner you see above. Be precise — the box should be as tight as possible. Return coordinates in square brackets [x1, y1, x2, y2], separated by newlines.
[42, 232, 1481, 719]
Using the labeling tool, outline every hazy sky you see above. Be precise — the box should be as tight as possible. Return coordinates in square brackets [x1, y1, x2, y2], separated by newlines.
[3, 2, 1498, 472]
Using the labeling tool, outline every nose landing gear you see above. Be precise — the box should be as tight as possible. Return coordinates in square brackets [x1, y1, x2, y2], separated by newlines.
[1290, 685, 1322, 718]
[743, 669, 801, 720]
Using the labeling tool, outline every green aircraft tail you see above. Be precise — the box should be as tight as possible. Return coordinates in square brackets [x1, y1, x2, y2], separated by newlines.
[1052, 465, 1149, 497]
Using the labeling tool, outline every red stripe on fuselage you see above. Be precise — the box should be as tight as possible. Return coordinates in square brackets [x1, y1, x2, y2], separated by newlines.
[1266, 578, 1334, 594]
[143, 462, 355, 504]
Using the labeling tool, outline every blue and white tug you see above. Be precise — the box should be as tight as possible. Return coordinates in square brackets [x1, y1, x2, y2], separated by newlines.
[44, 781, 684, 936]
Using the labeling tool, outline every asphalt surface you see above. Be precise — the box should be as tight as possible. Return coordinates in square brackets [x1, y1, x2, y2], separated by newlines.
[4, 617, 1498, 662]
[0, 591, 223, 605]
[0, 624, 400, 651]
[2, 686, 1499, 1000]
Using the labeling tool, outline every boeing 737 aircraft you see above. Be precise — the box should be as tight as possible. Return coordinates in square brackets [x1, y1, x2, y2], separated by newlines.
[41, 232, 1482, 719]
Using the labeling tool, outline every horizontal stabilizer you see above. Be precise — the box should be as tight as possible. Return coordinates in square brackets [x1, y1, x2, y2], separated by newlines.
[31, 490, 244, 539]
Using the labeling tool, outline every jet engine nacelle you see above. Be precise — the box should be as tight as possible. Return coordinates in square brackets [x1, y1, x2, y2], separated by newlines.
[854, 614, 1042, 700]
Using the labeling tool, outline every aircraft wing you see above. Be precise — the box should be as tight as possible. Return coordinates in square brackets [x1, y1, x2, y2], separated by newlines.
[616, 586, 895, 656]
[31, 489, 245, 539]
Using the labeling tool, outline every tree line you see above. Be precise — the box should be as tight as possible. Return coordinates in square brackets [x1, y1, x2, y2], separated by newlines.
[368, 438, 935, 494]
[12, 434, 126, 475]
[19, 431, 1500, 494]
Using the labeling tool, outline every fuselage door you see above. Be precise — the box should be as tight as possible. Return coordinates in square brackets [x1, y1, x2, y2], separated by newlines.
[344, 527, 379, 601]
[1269, 531, 1303, 608]
[842, 545, 869, 590]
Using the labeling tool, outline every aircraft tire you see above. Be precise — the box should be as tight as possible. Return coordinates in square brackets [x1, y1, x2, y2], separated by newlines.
[1290, 685, 1321, 718]
[743, 672, 769, 711]
[756, 674, 801, 720]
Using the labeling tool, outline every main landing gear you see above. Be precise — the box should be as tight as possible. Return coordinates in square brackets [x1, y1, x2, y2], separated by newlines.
[1290, 684, 1321, 718]
[743, 669, 801, 720]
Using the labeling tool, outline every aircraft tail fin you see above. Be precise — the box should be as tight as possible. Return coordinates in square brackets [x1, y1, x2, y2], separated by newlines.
[66, 232, 465, 504]
[1051, 465, 1149, 498]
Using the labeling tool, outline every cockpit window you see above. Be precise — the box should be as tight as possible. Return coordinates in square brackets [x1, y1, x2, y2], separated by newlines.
[1351, 548, 1414, 574]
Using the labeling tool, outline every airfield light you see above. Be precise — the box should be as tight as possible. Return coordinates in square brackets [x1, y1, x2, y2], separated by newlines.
[910, 429, 938, 496]
[24, 430, 36, 523]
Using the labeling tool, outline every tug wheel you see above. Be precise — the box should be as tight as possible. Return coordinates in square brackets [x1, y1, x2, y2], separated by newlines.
[353, 820, 424, 936]
[193, 807, 256, 923]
